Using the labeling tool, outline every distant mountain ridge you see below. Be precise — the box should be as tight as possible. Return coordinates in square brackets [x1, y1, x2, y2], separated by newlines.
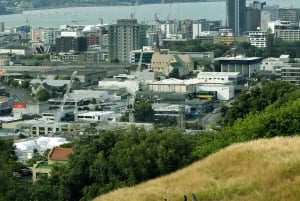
[10, 0, 220, 9]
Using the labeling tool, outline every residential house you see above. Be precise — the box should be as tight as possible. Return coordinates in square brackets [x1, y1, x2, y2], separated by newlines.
[32, 147, 73, 182]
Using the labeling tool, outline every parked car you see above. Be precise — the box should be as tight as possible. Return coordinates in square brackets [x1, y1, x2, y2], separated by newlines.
[19, 168, 32, 177]
[212, 108, 219, 114]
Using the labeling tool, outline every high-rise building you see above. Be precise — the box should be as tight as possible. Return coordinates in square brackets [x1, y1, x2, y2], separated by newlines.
[226, 0, 246, 36]
[260, 5, 279, 32]
[192, 19, 210, 39]
[108, 19, 147, 63]
[0, 22, 4, 32]
[41, 28, 61, 45]
[55, 31, 87, 53]
[245, 1, 266, 32]
[279, 8, 300, 23]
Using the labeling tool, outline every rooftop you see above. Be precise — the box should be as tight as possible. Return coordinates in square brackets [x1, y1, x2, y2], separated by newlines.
[36, 161, 52, 169]
[49, 147, 73, 161]
[216, 55, 262, 61]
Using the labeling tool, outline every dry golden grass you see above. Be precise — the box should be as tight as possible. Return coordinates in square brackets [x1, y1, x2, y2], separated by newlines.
[94, 137, 300, 201]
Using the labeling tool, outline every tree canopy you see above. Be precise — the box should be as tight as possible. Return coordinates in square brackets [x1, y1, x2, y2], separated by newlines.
[35, 88, 51, 102]
[222, 81, 298, 126]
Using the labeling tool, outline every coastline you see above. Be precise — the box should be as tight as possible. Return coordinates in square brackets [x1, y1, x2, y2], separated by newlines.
[10, 0, 225, 14]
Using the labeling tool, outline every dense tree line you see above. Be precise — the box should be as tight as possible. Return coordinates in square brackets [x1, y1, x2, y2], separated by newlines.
[163, 39, 300, 58]
[1, 81, 300, 201]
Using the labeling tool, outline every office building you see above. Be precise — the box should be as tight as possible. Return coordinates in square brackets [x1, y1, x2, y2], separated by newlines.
[226, 0, 246, 36]
[247, 31, 267, 48]
[261, 5, 279, 32]
[274, 20, 300, 42]
[245, 1, 266, 32]
[192, 19, 211, 39]
[55, 31, 87, 53]
[278, 66, 300, 85]
[108, 19, 147, 63]
[217, 55, 263, 77]
[279, 8, 300, 23]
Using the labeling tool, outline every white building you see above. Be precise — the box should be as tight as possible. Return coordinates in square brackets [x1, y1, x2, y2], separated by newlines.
[77, 111, 121, 122]
[248, 31, 267, 48]
[160, 21, 178, 36]
[192, 20, 210, 39]
[197, 72, 241, 84]
[196, 82, 234, 101]
[260, 56, 291, 74]
[42, 28, 61, 45]
[32, 27, 61, 45]
[147, 78, 198, 94]
[147, 77, 235, 101]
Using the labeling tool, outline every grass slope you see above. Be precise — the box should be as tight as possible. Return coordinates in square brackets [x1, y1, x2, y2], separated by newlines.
[94, 137, 300, 201]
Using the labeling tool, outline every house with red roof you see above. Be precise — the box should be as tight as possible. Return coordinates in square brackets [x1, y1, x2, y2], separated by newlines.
[32, 147, 73, 182]
[48, 147, 73, 165]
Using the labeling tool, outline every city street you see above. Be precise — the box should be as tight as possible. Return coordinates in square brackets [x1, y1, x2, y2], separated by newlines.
[2, 84, 37, 104]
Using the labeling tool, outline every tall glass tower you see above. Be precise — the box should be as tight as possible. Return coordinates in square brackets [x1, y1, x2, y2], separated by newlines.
[226, 0, 246, 36]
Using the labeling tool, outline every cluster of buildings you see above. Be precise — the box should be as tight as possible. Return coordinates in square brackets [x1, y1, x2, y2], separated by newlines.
[0, 1, 299, 66]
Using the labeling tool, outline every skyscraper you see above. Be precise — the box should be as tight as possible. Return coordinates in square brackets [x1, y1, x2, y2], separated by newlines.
[108, 19, 147, 63]
[226, 0, 246, 36]
[246, 1, 266, 32]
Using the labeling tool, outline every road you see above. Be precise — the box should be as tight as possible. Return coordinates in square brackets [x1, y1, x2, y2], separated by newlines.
[3, 84, 37, 104]
[201, 112, 221, 128]
[200, 99, 235, 129]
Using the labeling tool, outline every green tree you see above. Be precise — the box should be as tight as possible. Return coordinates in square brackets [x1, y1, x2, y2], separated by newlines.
[134, 100, 154, 122]
[10, 79, 19, 87]
[35, 88, 51, 102]
[48, 128, 196, 201]
[110, 57, 119, 63]
[223, 81, 298, 126]
[21, 80, 30, 89]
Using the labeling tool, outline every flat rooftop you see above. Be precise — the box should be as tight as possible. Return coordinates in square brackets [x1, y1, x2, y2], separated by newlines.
[36, 161, 52, 169]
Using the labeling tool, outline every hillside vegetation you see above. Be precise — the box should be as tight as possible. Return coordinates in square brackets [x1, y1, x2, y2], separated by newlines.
[1, 81, 300, 201]
[94, 137, 300, 201]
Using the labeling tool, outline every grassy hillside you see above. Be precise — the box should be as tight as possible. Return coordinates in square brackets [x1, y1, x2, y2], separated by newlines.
[94, 137, 300, 201]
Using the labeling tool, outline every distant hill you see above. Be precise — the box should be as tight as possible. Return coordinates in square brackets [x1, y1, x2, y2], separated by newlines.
[14, 0, 214, 9]
[94, 137, 300, 201]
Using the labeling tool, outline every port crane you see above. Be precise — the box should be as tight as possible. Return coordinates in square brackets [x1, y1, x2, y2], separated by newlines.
[130, 0, 139, 19]
[56, 71, 78, 122]
[60, 71, 77, 112]
[126, 49, 144, 123]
